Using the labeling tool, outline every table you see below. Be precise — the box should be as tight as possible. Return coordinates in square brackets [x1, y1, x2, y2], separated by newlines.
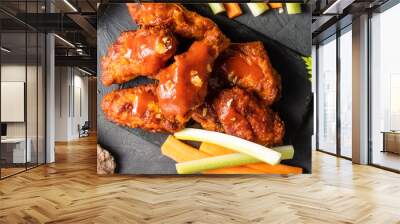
[1, 138, 31, 164]
[381, 131, 400, 154]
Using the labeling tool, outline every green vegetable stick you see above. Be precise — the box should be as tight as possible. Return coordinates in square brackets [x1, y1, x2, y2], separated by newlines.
[286, 3, 302, 14]
[176, 145, 296, 174]
[176, 153, 259, 174]
[273, 145, 294, 160]
[208, 3, 225, 15]
[247, 3, 269, 17]
[174, 128, 282, 165]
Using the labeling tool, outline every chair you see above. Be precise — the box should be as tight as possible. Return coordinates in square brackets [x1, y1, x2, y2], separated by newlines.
[78, 121, 90, 138]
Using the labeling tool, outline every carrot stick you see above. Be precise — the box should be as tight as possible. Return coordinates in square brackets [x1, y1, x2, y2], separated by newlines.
[199, 142, 235, 155]
[199, 142, 303, 174]
[269, 3, 283, 9]
[205, 167, 266, 174]
[223, 3, 242, 19]
[161, 135, 209, 162]
[161, 136, 262, 174]
[246, 163, 302, 174]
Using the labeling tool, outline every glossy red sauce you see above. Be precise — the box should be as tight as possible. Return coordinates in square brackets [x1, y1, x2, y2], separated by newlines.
[124, 29, 175, 75]
[131, 90, 157, 117]
[101, 28, 177, 86]
[221, 54, 263, 84]
[157, 41, 214, 119]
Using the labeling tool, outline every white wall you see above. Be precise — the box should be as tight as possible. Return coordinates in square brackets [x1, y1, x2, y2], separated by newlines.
[1, 64, 46, 163]
[54, 67, 89, 141]
[71, 73, 89, 138]
[1, 65, 26, 140]
[1, 65, 25, 133]
[1, 64, 42, 138]
[55, 66, 69, 141]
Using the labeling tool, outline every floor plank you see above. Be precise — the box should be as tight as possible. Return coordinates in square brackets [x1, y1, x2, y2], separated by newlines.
[372, 150, 400, 171]
[0, 135, 400, 223]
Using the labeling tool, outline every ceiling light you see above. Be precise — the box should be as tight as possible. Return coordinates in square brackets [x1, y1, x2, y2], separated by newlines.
[63, 0, 78, 12]
[1, 47, 11, 53]
[322, 0, 354, 15]
[78, 67, 94, 76]
[54, 34, 75, 48]
[322, 0, 342, 14]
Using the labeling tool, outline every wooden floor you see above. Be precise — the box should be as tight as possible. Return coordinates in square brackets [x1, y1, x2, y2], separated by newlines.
[372, 150, 400, 171]
[1, 163, 43, 178]
[1, 167, 26, 178]
[1, 136, 400, 223]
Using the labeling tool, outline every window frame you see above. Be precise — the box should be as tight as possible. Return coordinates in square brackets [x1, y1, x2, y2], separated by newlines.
[0, 0, 48, 180]
[315, 24, 353, 161]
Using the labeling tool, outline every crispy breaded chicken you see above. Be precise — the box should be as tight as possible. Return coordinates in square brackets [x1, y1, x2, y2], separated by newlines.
[103, 4, 285, 142]
[217, 42, 281, 105]
[127, 3, 230, 124]
[127, 3, 208, 38]
[101, 84, 184, 132]
[127, 3, 229, 56]
[101, 27, 177, 86]
[191, 102, 224, 132]
[157, 40, 220, 124]
[193, 87, 284, 146]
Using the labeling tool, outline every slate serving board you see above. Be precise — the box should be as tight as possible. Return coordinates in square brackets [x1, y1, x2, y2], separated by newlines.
[97, 3, 313, 174]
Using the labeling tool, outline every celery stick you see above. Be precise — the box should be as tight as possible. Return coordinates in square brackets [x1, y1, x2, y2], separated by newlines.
[174, 128, 281, 165]
[273, 145, 294, 160]
[286, 3, 302, 14]
[177, 145, 296, 174]
[208, 3, 225, 15]
[176, 153, 259, 174]
[247, 3, 269, 17]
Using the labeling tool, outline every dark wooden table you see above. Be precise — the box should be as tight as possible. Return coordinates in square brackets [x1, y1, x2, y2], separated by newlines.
[381, 131, 400, 154]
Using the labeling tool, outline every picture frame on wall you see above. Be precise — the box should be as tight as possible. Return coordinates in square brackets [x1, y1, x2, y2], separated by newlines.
[97, 2, 312, 175]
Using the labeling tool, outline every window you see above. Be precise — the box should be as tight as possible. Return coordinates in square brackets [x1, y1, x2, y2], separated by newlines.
[312, 45, 317, 151]
[316, 26, 353, 159]
[317, 36, 337, 154]
[339, 28, 352, 158]
[0, 1, 47, 179]
[370, 3, 400, 171]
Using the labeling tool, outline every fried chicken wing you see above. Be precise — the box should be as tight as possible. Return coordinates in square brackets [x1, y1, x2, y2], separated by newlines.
[193, 87, 284, 146]
[157, 40, 219, 124]
[128, 3, 230, 124]
[101, 84, 184, 133]
[101, 27, 177, 86]
[218, 42, 281, 105]
[127, 3, 229, 55]
[191, 102, 223, 132]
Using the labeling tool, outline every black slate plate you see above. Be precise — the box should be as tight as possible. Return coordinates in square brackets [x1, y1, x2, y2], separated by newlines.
[97, 3, 312, 174]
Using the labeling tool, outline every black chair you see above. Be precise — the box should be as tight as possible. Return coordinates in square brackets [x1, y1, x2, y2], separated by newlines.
[78, 121, 90, 138]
